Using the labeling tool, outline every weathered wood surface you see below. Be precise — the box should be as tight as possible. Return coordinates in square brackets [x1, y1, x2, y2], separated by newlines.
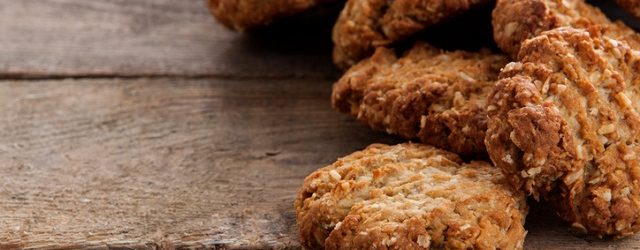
[0, 0, 633, 79]
[1, 0, 640, 249]
[0, 0, 340, 79]
[0, 78, 399, 249]
[1, 79, 639, 249]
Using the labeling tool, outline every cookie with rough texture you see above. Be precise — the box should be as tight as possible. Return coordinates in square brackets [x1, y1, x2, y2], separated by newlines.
[486, 27, 640, 237]
[294, 143, 528, 249]
[332, 43, 508, 156]
[493, 0, 640, 58]
[208, 0, 336, 32]
[616, 0, 640, 19]
[332, 0, 492, 69]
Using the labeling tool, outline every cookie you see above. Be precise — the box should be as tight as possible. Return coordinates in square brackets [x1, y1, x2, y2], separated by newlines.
[332, 42, 508, 156]
[332, 0, 492, 69]
[208, 0, 336, 32]
[294, 143, 528, 249]
[616, 0, 640, 19]
[486, 27, 640, 237]
[492, 0, 640, 58]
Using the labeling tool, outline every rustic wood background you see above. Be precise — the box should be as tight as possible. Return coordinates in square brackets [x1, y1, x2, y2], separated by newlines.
[0, 0, 639, 249]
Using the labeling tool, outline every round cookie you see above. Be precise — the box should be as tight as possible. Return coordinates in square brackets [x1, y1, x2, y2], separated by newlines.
[486, 27, 640, 237]
[492, 0, 640, 59]
[294, 143, 528, 249]
[332, 0, 492, 69]
[616, 0, 640, 19]
[208, 0, 336, 32]
[332, 43, 508, 156]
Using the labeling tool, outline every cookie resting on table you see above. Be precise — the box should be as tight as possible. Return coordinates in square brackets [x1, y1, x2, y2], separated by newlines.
[492, 0, 640, 58]
[486, 27, 640, 237]
[332, 42, 508, 156]
[294, 143, 528, 249]
[332, 0, 492, 69]
[208, 0, 337, 32]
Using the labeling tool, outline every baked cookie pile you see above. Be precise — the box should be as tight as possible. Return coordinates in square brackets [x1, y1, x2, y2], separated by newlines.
[209, 0, 640, 248]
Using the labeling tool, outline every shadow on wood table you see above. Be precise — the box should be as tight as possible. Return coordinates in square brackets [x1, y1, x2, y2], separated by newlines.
[0, 0, 639, 249]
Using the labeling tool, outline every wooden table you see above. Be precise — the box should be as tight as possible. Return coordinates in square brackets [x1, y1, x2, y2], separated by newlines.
[0, 0, 639, 249]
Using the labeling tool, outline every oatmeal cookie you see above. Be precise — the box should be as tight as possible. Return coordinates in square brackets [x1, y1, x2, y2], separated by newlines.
[332, 42, 508, 156]
[486, 27, 640, 237]
[208, 0, 336, 32]
[492, 0, 640, 58]
[332, 0, 492, 69]
[616, 0, 640, 19]
[294, 143, 528, 249]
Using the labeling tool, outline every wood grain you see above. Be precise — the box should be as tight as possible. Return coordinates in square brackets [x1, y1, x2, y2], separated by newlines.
[0, 79, 638, 249]
[0, 0, 341, 78]
[2, 0, 640, 249]
[0, 78, 398, 249]
[0, 0, 634, 80]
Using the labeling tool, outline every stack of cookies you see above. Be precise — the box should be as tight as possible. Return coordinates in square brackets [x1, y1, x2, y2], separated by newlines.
[209, 0, 640, 248]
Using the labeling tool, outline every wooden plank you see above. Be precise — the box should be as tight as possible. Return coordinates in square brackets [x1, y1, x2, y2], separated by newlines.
[0, 0, 340, 78]
[0, 0, 636, 79]
[0, 78, 638, 249]
[2, 0, 640, 249]
[0, 78, 398, 249]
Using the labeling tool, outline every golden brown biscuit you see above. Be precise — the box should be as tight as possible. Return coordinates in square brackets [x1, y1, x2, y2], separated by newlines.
[486, 27, 640, 237]
[332, 0, 492, 69]
[493, 0, 640, 58]
[616, 0, 640, 19]
[295, 143, 528, 249]
[332, 42, 508, 156]
[208, 0, 336, 32]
